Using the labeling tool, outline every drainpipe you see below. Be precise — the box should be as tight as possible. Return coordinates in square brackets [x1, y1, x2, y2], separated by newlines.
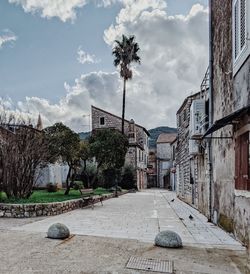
[208, 0, 214, 222]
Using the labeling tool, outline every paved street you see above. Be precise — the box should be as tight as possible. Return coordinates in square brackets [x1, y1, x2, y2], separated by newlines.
[1, 189, 249, 274]
[10, 189, 244, 250]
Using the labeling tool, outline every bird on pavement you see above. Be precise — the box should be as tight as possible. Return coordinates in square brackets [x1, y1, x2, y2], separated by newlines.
[171, 199, 175, 202]
[189, 214, 194, 220]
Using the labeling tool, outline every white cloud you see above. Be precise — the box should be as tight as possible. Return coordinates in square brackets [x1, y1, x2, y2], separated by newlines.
[3, 2, 209, 132]
[8, 0, 88, 22]
[77, 47, 100, 64]
[14, 71, 120, 131]
[102, 1, 208, 128]
[8, 0, 122, 22]
[0, 29, 17, 48]
[96, 0, 122, 8]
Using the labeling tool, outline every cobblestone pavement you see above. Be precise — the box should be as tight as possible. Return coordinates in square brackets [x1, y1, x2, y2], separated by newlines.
[8, 189, 245, 250]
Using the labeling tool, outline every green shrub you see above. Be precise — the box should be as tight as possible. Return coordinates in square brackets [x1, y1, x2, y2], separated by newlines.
[119, 165, 136, 190]
[102, 168, 121, 189]
[46, 183, 58, 193]
[108, 186, 122, 192]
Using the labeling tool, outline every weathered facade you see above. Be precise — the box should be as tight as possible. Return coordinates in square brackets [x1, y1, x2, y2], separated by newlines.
[175, 90, 208, 207]
[170, 138, 177, 191]
[147, 148, 157, 188]
[156, 133, 176, 189]
[176, 1, 250, 248]
[91, 106, 149, 189]
[206, 0, 250, 247]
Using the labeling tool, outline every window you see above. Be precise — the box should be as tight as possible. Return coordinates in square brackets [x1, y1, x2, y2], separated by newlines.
[178, 114, 181, 127]
[129, 132, 135, 139]
[183, 109, 186, 121]
[99, 117, 105, 125]
[233, 0, 250, 74]
[235, 131, 250, 190]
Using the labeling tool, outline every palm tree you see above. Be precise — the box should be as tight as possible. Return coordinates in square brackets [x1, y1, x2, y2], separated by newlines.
[112, 35, 141, 134]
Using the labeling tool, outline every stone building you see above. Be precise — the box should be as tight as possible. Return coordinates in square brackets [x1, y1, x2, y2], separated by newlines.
[170, 138, 177, 191]
[176, 1, 250, 248]
[156, 133, 176, 189]
[147, 147, 157, 188]
[91, 105, 149, 189]
[175, 90, 208, 207]
[199, 0, 250, 247]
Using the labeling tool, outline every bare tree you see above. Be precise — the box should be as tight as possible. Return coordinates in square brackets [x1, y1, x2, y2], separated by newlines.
[0, 114, 49, 199]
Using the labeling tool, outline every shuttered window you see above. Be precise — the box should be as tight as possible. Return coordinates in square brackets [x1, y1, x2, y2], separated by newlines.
[235, 131, 250, 190]
[240, 0, 246, 50]
[234, 0, 240, 58]
[233, 0, 250, 75]
[234, 0, 247, 60]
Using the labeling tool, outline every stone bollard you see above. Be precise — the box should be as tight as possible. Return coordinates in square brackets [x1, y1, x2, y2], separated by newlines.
[155, 230, 182, 248]
[47, 223, 70, 239]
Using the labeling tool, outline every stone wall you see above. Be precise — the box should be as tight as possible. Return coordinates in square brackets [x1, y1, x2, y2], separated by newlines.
[211, 0, 234, 221]
[197, 153, 210, 217]
[176, 96, 196, 204]
[157, 143, 171, 160]
[176, 97, 192, 202]
[0, 199, 82, 218]
[0, 193, 115, 218]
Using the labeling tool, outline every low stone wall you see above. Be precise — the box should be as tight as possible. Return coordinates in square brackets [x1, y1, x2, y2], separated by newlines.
[0, 193, 117, 218]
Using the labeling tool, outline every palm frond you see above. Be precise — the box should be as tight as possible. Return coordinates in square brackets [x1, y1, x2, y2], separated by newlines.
[112, 34, 141, 76]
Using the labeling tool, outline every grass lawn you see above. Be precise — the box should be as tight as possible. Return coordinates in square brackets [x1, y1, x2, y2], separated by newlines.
[0, 188, 111, 204]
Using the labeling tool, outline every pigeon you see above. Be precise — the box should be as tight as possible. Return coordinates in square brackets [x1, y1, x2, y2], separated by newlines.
[171, 199, 175, 202]
[189, 214, 194, 220]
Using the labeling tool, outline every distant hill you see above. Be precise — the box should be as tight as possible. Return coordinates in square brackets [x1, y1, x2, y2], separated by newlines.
[148, 126, 177, 148]
[78, 131, 91, 140]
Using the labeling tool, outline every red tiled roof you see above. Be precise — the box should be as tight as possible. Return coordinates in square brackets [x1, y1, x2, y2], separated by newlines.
[156, 133, 177, 144]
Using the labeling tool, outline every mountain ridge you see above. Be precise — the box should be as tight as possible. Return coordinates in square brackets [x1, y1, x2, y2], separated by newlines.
[148, 126, 177, 148]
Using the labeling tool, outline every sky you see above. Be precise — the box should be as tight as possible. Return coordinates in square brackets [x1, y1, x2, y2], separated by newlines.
[0, 0, 208, 132]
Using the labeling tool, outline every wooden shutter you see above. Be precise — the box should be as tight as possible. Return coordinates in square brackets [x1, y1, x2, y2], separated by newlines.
[235, 132, 250, 190]
[241, 132, 250, 190]
[235, 133, 242, 189]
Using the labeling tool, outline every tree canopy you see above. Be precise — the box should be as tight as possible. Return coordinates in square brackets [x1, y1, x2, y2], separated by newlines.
[44, 122, 81, 194]
[89, 129, 129, 170]
[112, 34, 140, 80]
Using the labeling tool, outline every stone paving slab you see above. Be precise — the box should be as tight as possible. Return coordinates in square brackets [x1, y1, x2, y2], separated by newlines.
[11, 189, 245, 250]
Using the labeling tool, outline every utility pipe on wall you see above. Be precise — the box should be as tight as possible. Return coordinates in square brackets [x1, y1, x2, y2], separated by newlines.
[208, 0, 214, 222]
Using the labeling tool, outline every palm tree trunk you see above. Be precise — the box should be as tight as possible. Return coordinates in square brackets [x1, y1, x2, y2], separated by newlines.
[121, 78, 126, 134]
